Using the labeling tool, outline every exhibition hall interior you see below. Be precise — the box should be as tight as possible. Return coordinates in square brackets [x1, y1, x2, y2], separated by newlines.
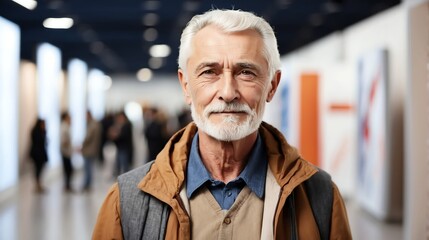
[0, 0, 428, 239]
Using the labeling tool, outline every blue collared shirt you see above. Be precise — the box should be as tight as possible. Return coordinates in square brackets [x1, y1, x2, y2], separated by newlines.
[186, 133, 267, 210]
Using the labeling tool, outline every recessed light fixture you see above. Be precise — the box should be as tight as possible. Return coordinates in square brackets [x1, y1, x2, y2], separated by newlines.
[12, 0, 37, 10]
[149, 44, 170, 58]
[143, 1, 161, 11]
[43, 17, 74, 29]
[183, 1, 199, 11]
[148, 57, 163, 69]
[143, 28, 158, 42]
[142, 13, 159, 26]
[137, 68, 153, 82]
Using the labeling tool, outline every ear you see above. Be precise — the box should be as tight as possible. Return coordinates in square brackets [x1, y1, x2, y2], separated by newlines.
[178, 69, 192, 105]
[266, 70, 281, 102]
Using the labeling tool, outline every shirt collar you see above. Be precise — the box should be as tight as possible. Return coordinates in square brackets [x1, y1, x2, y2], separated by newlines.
[186, 134, 212, 198]
[186, 132, 267, 198]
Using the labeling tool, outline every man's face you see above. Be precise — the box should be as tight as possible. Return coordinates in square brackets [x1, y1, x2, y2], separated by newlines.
[178, 25, 280, 141]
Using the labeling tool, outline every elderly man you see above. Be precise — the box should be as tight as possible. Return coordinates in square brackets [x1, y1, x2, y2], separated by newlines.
[93, 9, 351, 240]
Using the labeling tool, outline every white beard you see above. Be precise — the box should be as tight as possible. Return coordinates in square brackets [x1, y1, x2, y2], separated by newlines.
[191, 101, 265, 141]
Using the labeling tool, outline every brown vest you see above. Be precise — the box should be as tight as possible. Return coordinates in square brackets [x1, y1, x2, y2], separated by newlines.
[189, 186, 264, 240]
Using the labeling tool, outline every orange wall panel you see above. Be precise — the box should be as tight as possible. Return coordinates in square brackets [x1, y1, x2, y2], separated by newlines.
[299, 73, 319, 166]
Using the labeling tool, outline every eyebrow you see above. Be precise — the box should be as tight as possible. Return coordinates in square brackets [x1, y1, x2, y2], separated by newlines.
[194, 61, 259, 74]
[194, 62, 219, 74]
[236, 62, 258, 70]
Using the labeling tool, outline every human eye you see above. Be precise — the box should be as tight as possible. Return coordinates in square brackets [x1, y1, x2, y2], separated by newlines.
[200, 69, 215, 75]
[241, 70, 255, 76]
[237, 69, 256, 80]
[198, 68, 220, 80]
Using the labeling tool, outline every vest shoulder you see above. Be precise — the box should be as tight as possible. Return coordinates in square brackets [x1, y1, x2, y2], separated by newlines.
[118, 161, 154, 186]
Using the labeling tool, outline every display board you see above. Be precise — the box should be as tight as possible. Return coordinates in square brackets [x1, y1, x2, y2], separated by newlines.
[67, 59, 87, 148]
[299, 73, 320, 166]
[36, 43, 62, 167]
[356, 48, 389, 219]
[87, 69, 105, 121]
[0, 17, 20, 192]
[320, 64, 355, 197]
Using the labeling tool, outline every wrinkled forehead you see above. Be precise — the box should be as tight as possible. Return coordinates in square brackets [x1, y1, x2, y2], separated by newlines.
[188, 25, 267, 64]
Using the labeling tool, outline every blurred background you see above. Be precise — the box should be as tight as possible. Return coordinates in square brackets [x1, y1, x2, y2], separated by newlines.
[0, 0, 428, 239]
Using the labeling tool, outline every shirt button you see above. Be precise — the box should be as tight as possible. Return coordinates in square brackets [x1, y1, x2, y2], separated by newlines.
[227, 191, 232, 197]
[224, 217, 231, 225]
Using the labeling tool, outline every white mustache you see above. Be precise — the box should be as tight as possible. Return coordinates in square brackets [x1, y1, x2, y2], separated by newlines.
[203, 102, 253, 117]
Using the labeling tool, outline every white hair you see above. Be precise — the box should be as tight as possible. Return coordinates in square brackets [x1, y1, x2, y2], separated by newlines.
[178, 9, 281, 80]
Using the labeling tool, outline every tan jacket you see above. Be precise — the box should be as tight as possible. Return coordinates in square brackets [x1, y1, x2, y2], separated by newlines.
[93, 122, 352, 240]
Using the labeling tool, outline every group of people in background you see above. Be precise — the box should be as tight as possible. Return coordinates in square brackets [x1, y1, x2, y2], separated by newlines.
[29, 111, 102, 193]
[28, 104, 192, 194]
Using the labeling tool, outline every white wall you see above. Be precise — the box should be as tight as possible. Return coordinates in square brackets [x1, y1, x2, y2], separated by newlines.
[37, 43, 63, 168]
[404, 1, 429, 239]
[18, 62, 38, 173]
[0, 17, 20, 195]
[343, 4, 407, 221]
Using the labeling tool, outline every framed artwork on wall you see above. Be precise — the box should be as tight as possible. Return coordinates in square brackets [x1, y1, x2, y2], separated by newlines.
[356, 48, 389, 220]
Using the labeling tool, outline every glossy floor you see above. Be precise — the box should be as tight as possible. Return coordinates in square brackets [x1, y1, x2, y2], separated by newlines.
[0, 162, 403, 240]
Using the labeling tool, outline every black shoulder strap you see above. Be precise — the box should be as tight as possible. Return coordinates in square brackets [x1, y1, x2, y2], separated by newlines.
[118, 161, 170, 240]
[303, 168, 333, 240]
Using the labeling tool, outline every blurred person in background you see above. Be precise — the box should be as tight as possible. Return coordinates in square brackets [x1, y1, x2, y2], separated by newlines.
[98, 113, 115, 165]
[109, 111, 133, 176]
[177, 105, 193, 129]
[94, 9, 351, 239]
[60, 112, 74, 192]
[80, 111, 101, 192]
[29, 118, 48, 193]
[143, 106, 169, 161]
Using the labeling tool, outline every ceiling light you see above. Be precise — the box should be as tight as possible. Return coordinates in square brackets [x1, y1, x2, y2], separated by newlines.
[148, 57, 163, 69]
[142, 13, 159, 26]
[137, 68, 152, 82]
[183, 1, 199, 12]
[149, 44, 170, 58]
[124, 101, 143, 122]
[43, 17, 74, 29]
[143, 1, 161, 11]
[143, 28, 158, 42]
[11, 0, 37, 10]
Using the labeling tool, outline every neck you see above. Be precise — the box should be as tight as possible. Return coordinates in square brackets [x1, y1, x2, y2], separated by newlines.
[197, 131, 258, 183]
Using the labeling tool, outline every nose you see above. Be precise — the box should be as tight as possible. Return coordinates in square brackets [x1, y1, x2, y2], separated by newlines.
[218, 72, 239, 103]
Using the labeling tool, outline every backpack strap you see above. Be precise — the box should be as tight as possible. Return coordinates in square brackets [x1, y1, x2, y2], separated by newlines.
[287, 191, 298, 240]
[118, 161, 170, 240]
[303, 168, 333, 240]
